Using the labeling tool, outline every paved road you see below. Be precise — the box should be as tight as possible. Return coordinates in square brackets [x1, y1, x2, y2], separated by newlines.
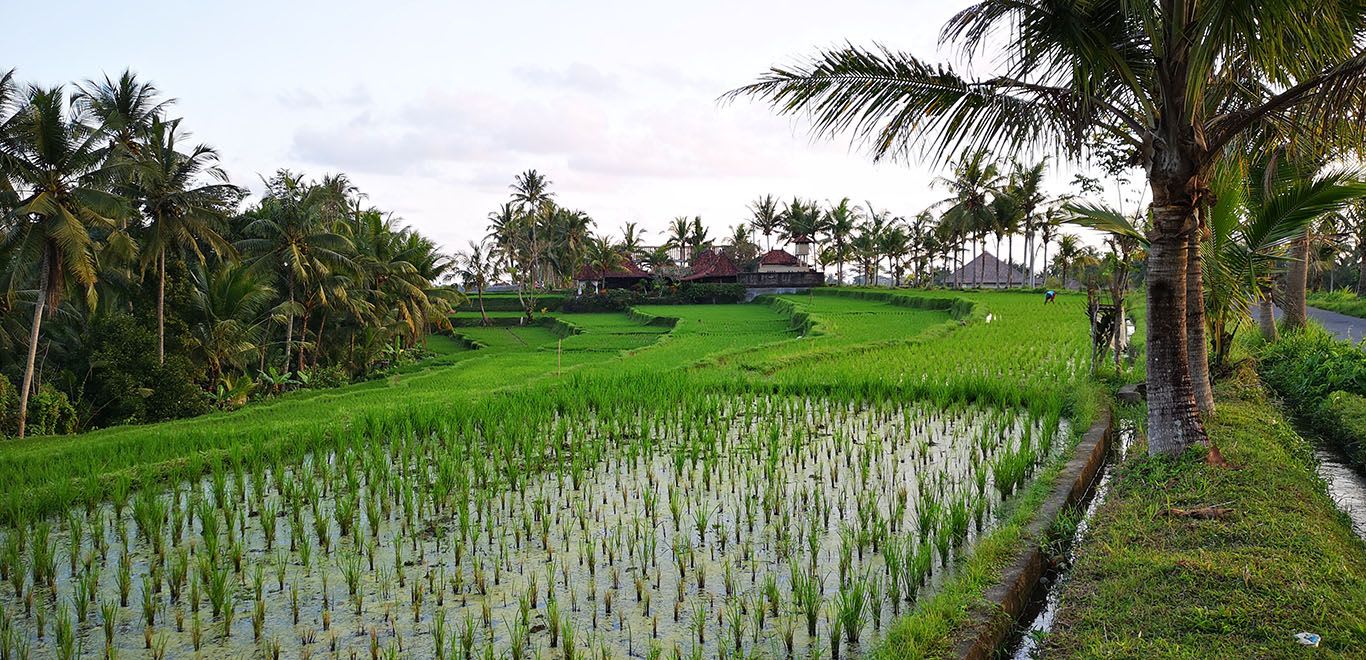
[1262, 304, 1364, 343]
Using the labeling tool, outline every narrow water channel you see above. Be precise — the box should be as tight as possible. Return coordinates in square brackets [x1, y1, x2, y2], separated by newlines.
[1008, 420, 1135, 660]
[1313, 447, 1366, 542]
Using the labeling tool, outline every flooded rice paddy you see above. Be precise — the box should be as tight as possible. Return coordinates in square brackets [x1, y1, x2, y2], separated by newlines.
[0, 397, 1066, 659]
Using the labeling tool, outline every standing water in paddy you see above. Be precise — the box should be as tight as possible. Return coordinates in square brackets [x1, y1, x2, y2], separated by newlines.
[0, 395, 1067, 659]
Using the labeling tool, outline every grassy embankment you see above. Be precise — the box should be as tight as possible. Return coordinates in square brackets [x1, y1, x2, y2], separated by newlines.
[1047, 361, 1366, 657]
[1308, 290, 1366, 318]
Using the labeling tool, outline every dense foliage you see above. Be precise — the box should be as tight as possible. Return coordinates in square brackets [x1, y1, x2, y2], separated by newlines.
[1259, 328, 1366, 468]
[0, 70, 458, 436]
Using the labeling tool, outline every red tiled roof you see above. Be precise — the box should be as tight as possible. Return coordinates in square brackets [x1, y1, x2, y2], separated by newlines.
[759, 249, 802, 266]
[682, 249, 739, 280]
[574, 258, 650, 281]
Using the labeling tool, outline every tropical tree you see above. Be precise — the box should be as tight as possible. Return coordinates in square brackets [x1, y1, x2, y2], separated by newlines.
[454, 239, 498, 325]
[185, 260, 274, 385]
[0, 85, 127, 438]
[582, 234, 625, 292]
[728, 0, 1366, 454]
[130, 118, 242, 363]
[667, 216, 693, 265]
[1006, 159, 1049, 287]
[934, 151, 1001, 285]
[236, 171, 353, 372]
[825, 198, 859, 284]
[748, 195, 781, 250]
[1053, 234, 1083, 287]
[74, 70, 171, 158]
[619, 221, 647, 258]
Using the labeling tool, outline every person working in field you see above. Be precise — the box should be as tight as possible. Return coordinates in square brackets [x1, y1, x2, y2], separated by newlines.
[1045, 290, 1056, 304]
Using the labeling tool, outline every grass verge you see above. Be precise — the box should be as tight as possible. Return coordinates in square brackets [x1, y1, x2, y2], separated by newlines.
[1046, 366, 1366, 657]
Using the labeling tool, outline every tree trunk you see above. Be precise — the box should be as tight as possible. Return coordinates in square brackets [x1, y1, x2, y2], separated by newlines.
[477, 285, 489, 325]
[18, 252, 50, 439]
[157, 248, 166, 365]
[1186, 226, 1215, 414]
[1283, 232, 1310, 330]
[1006, 234, 1014, 288]
[1258, 294, 1278, 342]
[283, 275, 294, 372]
[1145, 202, 1207, 456]
[1357, 240, 1365, 296]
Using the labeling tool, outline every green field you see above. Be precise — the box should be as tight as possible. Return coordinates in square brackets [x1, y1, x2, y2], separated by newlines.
[0, 289, 1121, 659]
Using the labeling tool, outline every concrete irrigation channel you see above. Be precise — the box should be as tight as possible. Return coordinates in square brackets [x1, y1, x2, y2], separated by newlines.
[953, 407, 1115, 659]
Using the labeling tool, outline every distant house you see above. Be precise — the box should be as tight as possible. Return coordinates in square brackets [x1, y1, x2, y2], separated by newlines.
[946, 251, 1029, 288]
[755, 249, 806, 273]
[680, 249, 741, 284]
[573, 258, 652, 293]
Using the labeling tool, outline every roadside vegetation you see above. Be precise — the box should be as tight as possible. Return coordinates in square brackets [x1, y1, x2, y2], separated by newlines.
[1048, 368, 1366, 657]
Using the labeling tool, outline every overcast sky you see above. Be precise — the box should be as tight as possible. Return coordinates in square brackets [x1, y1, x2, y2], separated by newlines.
[13, 0, 1128, 255]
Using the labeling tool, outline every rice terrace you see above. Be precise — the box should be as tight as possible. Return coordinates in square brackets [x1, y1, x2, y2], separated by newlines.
[5, 2, 1366, 659]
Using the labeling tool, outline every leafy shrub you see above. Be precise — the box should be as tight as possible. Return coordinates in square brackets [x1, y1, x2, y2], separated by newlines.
[27, 385, 78, 436]
[0, 375, 17, 437]
[1312, 391, 1366, 468]
[1259, 328, 1366, 406]
[144, 356, 211, 422]
[1259, 327, 1366, 469]
[306, 365, 351, 389]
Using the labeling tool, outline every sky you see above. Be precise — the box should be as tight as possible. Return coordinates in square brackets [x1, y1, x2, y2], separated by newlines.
[12, 0, 1129, 257]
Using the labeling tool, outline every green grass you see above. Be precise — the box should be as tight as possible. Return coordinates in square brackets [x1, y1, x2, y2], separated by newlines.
[1046, 369, 1366, 657]
[1308, 290, 1366, 318]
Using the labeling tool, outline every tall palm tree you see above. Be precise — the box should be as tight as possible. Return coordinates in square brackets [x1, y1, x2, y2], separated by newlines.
[934, 152, 1001, 286]
[455, 240, 498, 325]
[131, 118, 242, 363]
[728, 1, 1366, 454]
[0, 85, 127, 438]
[667, 216, 693, 265]
[748, 195, 781, 250]
[1006, 159, 1048, 287]
[687, 216, 711, 261]
[619, 221, 646, 258]
[582, 234, 625, 292]
[825, 198, 859, 284]
[237, 171, 354, 372]
[1053, 234, 1083, 287]
[73, 70, 171, 158]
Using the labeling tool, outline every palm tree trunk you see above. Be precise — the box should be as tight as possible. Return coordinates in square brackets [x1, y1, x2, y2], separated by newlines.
[17, 254, 50, 439]
[1146, 202, 1207, 456]
[1358, 245, 1365, 295]
[1186, 228, 1215, 414]
[1006, 234, 1014, 288]
[995, 235, 1003, 287]
[283, 275, 294, 372]
[477, 284, 489, 325]
[298, 309, 309, 374]
[157, 248, 166, 365]
[1283, 231, 1310, 330]
[1258, 294, 1278, 341]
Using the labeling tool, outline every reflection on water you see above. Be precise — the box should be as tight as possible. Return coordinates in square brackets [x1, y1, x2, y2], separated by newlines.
[1314, 448, 1366, 542]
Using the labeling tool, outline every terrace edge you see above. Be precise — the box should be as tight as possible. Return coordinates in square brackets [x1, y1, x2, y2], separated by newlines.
[952, 405, 1115, 659]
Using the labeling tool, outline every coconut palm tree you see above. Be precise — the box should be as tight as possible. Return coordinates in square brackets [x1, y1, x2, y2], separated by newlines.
[236, 171, 354, 372]
[728, 0, 1366, 453]
[1053, 234, 1083, 287]
[666, 216, 692, 265]
[1006, 159, 1049, 287]
[73, 70, 171, 158]
[454, 239, 497, 325]
[186, 260, 275, 385]
[687, 217, 712, 261]
[130, 117, 243, 363]
[619, 221, 647, 258]
[582, 234, 625, 292]
[748, 195, 781, 250]
[934, 151, 1001, 286]
[825, 198, 859, 284]
[0, 85, 127, 438]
